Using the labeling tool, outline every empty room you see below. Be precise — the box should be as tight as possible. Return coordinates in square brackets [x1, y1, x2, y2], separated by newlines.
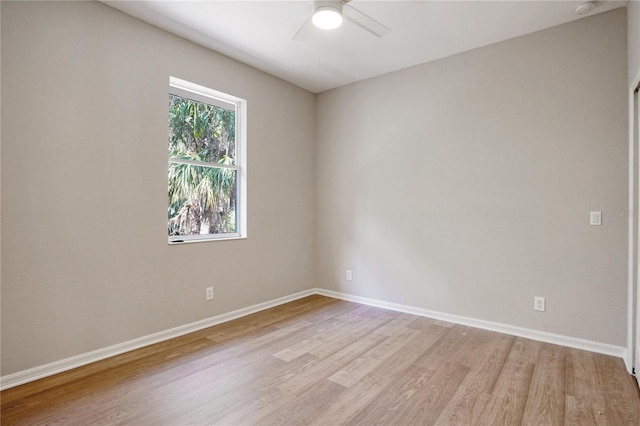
[2, 0, 640, 424]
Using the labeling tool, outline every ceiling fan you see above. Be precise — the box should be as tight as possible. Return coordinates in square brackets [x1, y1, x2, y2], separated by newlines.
[293, 0, 391, 40]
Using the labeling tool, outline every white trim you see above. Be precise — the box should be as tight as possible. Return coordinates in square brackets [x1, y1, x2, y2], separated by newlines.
[315, 288, 627, 359]
[2, 287, 629, 391]
[628, 70, 640, 375]
[169, 77, 238, 112]
[168, 235, 246, 245]
[0, 289, 315, 391]
[168, 158, 238, 170]
[236, 94, 247, 240]
[627, 84, 635, 373]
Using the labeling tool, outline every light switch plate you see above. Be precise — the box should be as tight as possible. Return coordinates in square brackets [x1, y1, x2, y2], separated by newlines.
[590, 211, 602, 226]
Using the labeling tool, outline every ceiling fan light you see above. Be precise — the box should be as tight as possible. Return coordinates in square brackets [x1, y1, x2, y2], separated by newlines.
[312, 6, 343, 30]
[574, 1, 596, 15]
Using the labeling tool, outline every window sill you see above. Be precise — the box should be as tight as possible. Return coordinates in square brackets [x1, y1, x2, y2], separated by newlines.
[168, 236, 247, 245]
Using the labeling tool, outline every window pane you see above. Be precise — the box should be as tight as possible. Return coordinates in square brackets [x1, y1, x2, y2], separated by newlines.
[168, 163, 237, 236]
[168, 94, 236, 166]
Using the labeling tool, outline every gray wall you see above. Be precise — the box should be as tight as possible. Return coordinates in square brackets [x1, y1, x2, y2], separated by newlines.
[1, 1, 316, 375]
[316, 9, 628, 346]
[629, 1, 640, 86]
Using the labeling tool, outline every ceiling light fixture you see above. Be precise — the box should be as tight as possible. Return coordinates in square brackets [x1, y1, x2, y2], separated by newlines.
[574, 1, 596, 15]
[312, 3, 343, 30]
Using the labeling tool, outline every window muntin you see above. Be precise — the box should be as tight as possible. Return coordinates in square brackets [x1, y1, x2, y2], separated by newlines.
[168, 77, 246, 243]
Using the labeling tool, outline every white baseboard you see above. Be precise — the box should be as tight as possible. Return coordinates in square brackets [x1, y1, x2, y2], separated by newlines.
[625, 352, 634, 375]
[1, 286, 629, 391]
[314, 288, 627, 360]
[0, 289, 315, 391]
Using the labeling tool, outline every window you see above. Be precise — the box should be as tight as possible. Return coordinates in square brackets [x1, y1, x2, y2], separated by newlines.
[167, 77, 246, 243]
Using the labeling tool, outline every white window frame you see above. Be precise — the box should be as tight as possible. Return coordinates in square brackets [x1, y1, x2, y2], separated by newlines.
[168, 76, 247, 244]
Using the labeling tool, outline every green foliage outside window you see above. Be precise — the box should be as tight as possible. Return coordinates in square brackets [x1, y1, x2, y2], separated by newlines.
[168, 95, 237, 236]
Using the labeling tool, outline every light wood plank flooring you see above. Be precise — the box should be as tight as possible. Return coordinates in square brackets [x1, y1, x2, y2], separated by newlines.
[2, 295, 639, 425]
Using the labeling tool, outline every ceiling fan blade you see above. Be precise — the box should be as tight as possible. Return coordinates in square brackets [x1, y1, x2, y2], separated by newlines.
[292, 16, 314, 40]
[343, 3, 390, 37]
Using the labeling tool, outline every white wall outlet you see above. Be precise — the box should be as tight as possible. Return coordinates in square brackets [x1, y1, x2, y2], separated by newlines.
[534, 296, 545, 312]
[206, 287, 214, 301]
[346, 270, 353, 281]
[590, 211, 602, 226]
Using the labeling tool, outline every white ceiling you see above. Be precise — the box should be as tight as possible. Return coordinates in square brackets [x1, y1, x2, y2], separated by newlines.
[103, 0, 626, 93]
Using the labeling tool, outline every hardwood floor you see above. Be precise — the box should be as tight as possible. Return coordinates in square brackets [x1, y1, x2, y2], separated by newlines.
[2, 295, 639, 425]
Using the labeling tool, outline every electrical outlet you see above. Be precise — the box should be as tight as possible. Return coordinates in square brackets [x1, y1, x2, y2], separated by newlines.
[206, 287, 214, 301]
[346, 270, 353, 281]
[534, 296, 545, 312]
